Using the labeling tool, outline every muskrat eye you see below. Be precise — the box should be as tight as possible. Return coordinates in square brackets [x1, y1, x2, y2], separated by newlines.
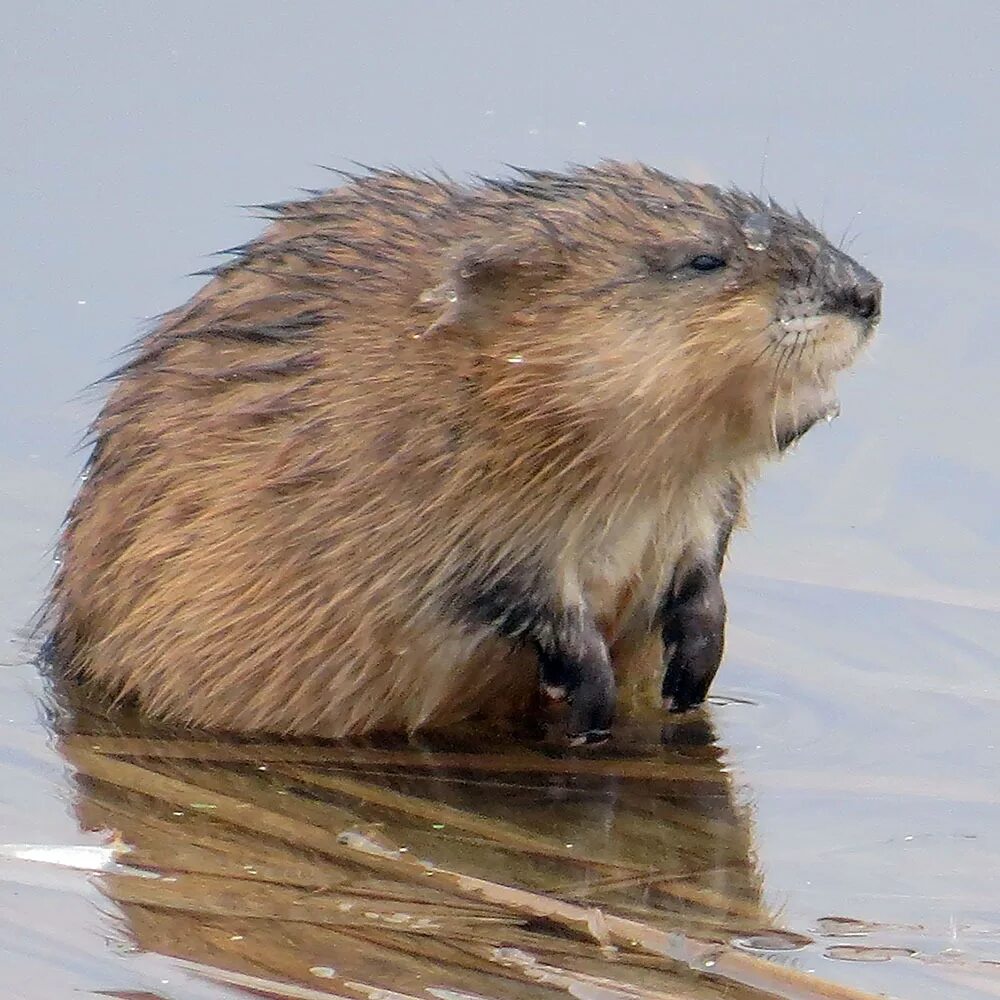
[687, 254, 727, 272]
[640, 247, 727, 277]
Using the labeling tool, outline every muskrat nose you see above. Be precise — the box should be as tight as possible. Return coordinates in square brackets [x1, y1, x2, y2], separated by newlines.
[850, 280, 882, 323]
[829, 278, 881, 325]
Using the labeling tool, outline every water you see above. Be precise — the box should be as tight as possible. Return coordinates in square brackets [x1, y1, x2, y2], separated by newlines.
[2, 4, 999, 998]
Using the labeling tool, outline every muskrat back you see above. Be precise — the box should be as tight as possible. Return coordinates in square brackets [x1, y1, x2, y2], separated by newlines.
[48, 163, 881, 742]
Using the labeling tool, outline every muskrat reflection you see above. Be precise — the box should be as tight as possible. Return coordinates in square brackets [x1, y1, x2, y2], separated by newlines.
[49, 676, 774, 999]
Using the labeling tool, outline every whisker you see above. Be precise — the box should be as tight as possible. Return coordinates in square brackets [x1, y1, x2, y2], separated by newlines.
[794, 331, 809, 371]
[751, 338, 781, 368]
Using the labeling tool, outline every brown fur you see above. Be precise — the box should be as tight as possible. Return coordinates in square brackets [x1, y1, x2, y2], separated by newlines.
[48, 163, 879, 737]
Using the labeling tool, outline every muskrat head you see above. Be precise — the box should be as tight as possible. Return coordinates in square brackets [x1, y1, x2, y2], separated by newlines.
[428, 163, 881, 459]
[720, 198, 881, 449]
[577, 167, 882, 454]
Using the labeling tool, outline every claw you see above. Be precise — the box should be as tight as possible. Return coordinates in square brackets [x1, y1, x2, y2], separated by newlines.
[568, 728, 612, 747]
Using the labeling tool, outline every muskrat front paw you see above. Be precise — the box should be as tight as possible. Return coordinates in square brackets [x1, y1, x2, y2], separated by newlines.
[660, 566, 726, 714]
[662, 650, 713, 713]
[565, 667, 616, 745]
[537, 629, 616, 745]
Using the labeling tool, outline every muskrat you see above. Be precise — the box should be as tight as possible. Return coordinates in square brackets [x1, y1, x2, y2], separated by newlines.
[47, 162, 881, 743]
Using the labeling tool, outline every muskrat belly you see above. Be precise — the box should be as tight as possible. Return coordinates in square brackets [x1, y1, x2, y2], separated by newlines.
[306, 632, 540, 738]
[96, 622, 541, 739]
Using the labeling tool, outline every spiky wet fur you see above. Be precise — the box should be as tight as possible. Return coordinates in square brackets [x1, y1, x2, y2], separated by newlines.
[47, 163, 878, 737]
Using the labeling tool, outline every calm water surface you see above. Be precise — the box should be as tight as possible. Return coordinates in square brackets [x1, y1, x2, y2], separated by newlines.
[2, 4, 998, 999]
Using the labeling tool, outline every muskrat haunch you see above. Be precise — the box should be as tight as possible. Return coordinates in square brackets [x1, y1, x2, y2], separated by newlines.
[47, 163, 881, 743]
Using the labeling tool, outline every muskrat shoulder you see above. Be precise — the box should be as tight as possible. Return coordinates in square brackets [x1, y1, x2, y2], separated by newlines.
[48, 162, 881, 742]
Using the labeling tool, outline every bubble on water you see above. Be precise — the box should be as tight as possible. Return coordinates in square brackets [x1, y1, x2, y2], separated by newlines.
[734, 930, 813, 952]
[825, 945, 916, 963]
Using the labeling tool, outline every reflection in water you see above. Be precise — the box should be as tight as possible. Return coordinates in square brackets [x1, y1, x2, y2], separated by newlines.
[23, 587, 1000, 1000]
[45, 668, 859, 1000]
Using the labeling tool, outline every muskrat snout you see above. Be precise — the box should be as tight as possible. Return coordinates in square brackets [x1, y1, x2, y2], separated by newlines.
[816, 249, 882, 330]
[830, 273, 882, 327]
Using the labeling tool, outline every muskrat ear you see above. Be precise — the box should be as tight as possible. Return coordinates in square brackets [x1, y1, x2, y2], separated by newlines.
[420, 228, 568, 337]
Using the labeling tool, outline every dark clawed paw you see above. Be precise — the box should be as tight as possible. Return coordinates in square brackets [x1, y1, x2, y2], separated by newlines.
[662, 689, 705, 714]
[568, 728, 612, 747]
[662, 639, 718, 713]
[565, 662, 616, 745]
[660, 570, 726, 715]
[536, 632, 616, 742]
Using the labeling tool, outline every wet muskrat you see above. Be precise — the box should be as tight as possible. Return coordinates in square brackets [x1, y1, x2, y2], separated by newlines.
[47, 163, 881, 743]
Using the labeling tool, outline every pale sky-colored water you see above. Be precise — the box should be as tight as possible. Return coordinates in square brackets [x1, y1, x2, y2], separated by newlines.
[2, 4, 998, 998]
